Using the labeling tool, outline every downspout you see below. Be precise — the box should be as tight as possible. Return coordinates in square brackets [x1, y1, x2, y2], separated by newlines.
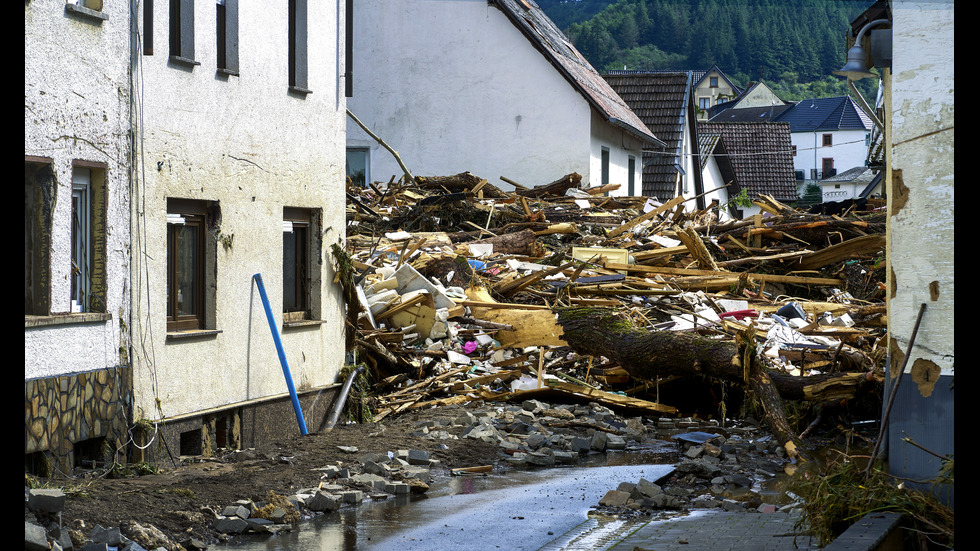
[318, 364, 366, 432]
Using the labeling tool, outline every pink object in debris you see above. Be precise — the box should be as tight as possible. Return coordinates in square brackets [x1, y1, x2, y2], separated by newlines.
[462, 341, 479, 354]
[720, 309, 758, 320]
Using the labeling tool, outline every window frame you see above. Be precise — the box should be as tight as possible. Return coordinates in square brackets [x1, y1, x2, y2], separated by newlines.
[169, 0, 200, 66]
[600, 147, 610, 188]
[167, 199, 208, 333]
[288, 0, 310, 94]
[216, 0, 239, 75]
[71, 168, 93, 313]
[822, 133, 833, 147]
[282, 208, 311, 320]
[821, 158, 835, 179]
[345, 148, 369, 186]
[709, 76, 719, 88]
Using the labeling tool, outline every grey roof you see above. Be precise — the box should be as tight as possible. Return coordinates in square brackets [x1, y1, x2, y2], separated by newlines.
[821, 166, 874, 183]
[772, 96, 873, 132]
[697, 122, 797, 202]
[602, 71, 693, 198]
[491, 0, 663, 147]
[707, 104, 794, 123]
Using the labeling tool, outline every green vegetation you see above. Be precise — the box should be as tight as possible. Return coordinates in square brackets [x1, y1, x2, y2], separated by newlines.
[539, 0, 879, 103]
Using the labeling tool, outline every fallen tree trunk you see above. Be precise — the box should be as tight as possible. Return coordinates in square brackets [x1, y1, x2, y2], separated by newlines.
[554, 307, 883, 462]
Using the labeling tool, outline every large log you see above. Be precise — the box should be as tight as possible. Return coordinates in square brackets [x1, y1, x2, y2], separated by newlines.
[554, 307, 882, 462]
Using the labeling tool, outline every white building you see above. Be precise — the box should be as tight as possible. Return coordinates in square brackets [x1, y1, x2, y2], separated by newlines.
[775, 96, 873, 186]
[346, 0, 661, 193]
[26, 0, 134, 474]
[128, 0, 349, 462]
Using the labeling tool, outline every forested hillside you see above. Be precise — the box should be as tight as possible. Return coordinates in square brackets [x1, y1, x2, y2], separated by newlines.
[538, 0, 878, 103]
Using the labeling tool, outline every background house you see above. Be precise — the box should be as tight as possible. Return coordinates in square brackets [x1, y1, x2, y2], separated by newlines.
[693, 65, 742, 119]
[128, 0, 349, 464]
[697, 122, 798, 219]
[773, 95, 873, 188]
[346, 0, 661, 194]
[706, 81, 793, 122]
[603, 71, 706, 204]
[26, 0, 134, 475]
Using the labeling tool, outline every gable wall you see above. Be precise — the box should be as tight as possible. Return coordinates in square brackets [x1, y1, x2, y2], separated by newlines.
[348, 0, 594, 189]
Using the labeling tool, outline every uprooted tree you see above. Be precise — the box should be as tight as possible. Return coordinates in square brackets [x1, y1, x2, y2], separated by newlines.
[554, 307, 884, 463]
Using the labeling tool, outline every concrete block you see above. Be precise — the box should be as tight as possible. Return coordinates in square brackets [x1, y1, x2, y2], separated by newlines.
[385, 482, 410, 495]
[598, 490, 631, 507]
[221, 505, 250, 519]
[341, 490, 363, 504]
[90, 525, 122, 546]
[306, 491, 341, 512]
[570, 436, 591, 454]
[407, 449, 430, 465]
[213, 517, 249, 534]
[25, 521, 49, 551]
[636, 478, 663, 498]
[28, 488, 67, 514]
[605, 434, 626, 450]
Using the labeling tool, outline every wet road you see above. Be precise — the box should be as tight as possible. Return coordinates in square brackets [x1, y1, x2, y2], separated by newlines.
[219, 463, 675, 551]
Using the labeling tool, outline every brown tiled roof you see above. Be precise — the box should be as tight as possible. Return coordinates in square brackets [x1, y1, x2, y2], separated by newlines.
[491, 0, 663, 147]
[602, 71, 691, 198]
[697, 122, 797, 201]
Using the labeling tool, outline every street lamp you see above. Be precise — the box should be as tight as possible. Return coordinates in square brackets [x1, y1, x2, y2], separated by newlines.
[834, 19, 891, 81]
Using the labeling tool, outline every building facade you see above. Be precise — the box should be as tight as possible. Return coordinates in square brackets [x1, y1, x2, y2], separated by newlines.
[26, 0, 135, 475]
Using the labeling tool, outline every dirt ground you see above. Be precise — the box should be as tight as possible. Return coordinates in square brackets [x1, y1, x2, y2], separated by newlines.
[26, 403, 506, 549]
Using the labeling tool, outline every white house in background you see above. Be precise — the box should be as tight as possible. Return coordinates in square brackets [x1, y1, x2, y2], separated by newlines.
[129, 0, 348, 465]
[26, 0, 133, 475]
[773, 95, 873, 187]
[346, 0, 662, 193]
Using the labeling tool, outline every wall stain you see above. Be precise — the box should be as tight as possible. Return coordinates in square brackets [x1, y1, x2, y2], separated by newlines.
[890, 168, 908, 215]
[889, 337, 905, 379]
[929, 280, 940, 301]
[911, 358, 941, 397]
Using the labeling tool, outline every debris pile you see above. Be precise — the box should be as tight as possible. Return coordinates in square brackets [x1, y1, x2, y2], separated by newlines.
[340, 172, 888, 445]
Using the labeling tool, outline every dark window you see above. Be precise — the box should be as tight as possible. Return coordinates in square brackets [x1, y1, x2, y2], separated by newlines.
[216, 0, 239, 74]
[283, 208, 311, 321]
[288, 0, 309, 92]
[26, 159, 55, 316]
[71, 168, 93, 313]
[167, 199, 207, 332]
[822, 133, 833, 147]
[144, 0, 154, 55]
[710, 76, 718, 88]
[627, 155, 636, 196]
[600, 147, 610, 187]
[169, 0, 198, 65]
[792, 145, 797, 156]
[822, 158, 835, 178]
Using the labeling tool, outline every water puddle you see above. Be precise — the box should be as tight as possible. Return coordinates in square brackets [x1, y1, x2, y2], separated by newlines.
[217, 448, 676, 551]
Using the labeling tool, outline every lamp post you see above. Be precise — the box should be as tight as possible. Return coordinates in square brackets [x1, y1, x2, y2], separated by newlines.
[834, 18, 891, 81]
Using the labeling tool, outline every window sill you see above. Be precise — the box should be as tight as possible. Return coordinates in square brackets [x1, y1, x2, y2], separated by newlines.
[166, 329, 223, 341]
[217, 68, 240, 77]
[65, 3, 108, 22]
[288, 86, 312, 96]
[283, 319, 325, 330]
[26, 312, 112, 329]
[169, 55, 201, 68]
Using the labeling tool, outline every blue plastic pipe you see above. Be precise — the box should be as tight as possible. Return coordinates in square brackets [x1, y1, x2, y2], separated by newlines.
[253, 273, 308, 435]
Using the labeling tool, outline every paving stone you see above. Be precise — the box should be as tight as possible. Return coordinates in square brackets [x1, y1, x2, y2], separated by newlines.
[213, 516, 249, 534]
[25, 521, 48, 551]
[90, 525, 122, 546]
[341, 490, 364, 504]
[407, 449, 430, 465]
[306, 491, 342, 512]
[221, 505, 250, 519]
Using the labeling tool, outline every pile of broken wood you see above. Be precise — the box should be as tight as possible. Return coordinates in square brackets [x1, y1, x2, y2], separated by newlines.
[340, 171, 888, 461]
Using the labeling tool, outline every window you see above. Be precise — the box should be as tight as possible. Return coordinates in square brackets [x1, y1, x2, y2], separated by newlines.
[26, 159, 55, 316]
[627, 155, 636, 196]
[699, 97, 710, 110]
[792, 145, 797, 156]
[65, 0, 108, 22]
[216, 0, 239, 74]
[144, 0, 154, 55]
[167, 199, 211, 332]
[71, 169, 93, 313]
[169, 0, 199, 66]
[822, 133, 833, 147]
[346, 148, 369, 186]
[600, 147, 610, 187]
[822, 158, 835, 179]
[283, 207, 322, 325]
[710, 76, 718, 88]
[288, 0, 310, 93]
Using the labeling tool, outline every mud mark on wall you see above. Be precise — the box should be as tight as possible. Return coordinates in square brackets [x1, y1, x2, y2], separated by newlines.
[890, 168, 908, 215]
[929, 280, 940, 301]
[889, 337, 905, 379]
[910, 358, 941, 397]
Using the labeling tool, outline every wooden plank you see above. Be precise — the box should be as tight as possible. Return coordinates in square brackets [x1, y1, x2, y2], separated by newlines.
[606, 195, 686, 239]
[794, 235, 885, 271]
[604, 262, 844, 286]
[460, 300, 552, 310]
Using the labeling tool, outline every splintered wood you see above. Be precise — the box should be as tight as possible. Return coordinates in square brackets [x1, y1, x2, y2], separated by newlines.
[345, 173, 887, 426]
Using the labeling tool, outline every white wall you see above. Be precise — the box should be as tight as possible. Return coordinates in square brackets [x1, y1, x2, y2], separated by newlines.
[25, 0, 132, 380]
[130, 1, 347, 420]
[791, 129, 870, 179]
[349, 0, 606, 190]
[699, 158, 735, 222]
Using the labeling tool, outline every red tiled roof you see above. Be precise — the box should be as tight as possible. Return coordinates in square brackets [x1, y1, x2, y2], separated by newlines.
[697, 122, 797, 201]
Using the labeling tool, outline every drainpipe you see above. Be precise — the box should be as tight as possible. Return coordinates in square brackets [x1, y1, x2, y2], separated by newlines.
[252, 273, 308, 435]
[319, 364, 365, 432]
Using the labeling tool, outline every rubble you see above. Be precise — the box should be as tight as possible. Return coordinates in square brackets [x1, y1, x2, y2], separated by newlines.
[339, 171, 887, 437]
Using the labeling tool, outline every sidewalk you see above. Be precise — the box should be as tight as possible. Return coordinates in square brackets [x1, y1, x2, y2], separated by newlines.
[608, 509, 824, 551]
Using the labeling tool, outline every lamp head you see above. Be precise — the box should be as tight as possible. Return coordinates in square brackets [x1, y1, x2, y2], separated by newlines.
[834, 43, 876, 80]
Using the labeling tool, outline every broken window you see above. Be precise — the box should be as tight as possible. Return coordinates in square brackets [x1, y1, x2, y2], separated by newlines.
[26, 159, 55, 316]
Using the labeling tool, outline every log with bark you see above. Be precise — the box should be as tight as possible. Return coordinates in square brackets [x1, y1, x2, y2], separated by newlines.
[554, 307, 884, 462]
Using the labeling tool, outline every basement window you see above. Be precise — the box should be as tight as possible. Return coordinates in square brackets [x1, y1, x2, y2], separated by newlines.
[179, 428, 203, 456]
[73, 436, 108, 469]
